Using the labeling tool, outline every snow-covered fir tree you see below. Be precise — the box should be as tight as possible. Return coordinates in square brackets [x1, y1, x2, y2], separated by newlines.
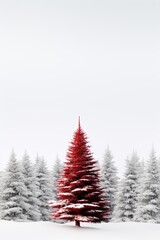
[112, 152, 140, 222]
[100, 146, 118, 220]
[52, 156, 62, 201]
[35, 157, 53, 221]
[134, 159, 146, 221]
[112, 178, 126, 222]
[0, 170, 5, 218]
[21, 151, 41, 221]
[136, 149, 160, 223]
[1, 151, 30, 221]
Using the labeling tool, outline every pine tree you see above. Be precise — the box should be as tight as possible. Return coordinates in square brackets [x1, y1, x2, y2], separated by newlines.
[51, 119, 109, 227]
[137, 149, 160, 223]
[134, 159, 146, 221]
[112, 152, 140, 222]
[1, 151, 30, 221]
[52, 156, 62, 201]
[101, 146, 118, 220]
[21, 151, 41, 221]
[112, 179, 126, 222]
[0, 170, 5, 219]
[35, 157, 53, 221]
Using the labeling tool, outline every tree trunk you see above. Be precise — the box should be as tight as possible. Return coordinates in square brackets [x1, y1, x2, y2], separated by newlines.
[75, 220, 80, 227]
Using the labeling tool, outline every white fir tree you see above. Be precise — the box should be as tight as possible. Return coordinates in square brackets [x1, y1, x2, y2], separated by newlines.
[136, 149, 160, 223]
[112, 178, 126, 222]
[1, 151, 30, 221]
[52, 156, 62, 201]
[35, 157, 53, 221]
[112, 152, 140, 221]
[134, 159, 146, 221]
[100, 146, 118, 220]
[21, 151, 41, 221]
[0, 170, 5, 219]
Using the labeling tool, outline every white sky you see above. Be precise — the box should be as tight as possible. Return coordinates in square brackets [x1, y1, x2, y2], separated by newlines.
[0, 0, 160, 176]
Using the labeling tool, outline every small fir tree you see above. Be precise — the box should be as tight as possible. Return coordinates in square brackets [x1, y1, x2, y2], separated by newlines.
[52, 156, 62, 201]
[137, 149, 160, 223]
[0, 170, 5, 219]
[134, 159, 146, 221]
[21, 151, 41, 221]
[1, 151, 30, 221]
[51, 119, 109, 227]
[101, 146, 118, 220]
[112, 152, 140, 221]
[35, 157, 53, 221]
[112, 179, 126, 222]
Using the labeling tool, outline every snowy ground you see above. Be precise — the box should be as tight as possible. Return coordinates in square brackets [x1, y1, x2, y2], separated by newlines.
[1, 221, 160, 240]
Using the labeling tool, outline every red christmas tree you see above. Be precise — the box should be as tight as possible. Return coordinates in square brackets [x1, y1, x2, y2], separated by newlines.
[51, 118, 109, 227]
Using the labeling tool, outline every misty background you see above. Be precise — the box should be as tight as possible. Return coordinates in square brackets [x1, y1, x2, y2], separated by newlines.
[0, 0, 160, 176]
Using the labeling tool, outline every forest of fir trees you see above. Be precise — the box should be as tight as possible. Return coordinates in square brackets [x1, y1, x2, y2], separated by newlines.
[0, 147, 160, 223]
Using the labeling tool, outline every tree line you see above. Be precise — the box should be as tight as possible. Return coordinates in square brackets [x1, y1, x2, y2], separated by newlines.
[0, 146, 160, 223]
[101, 147, 160, 223]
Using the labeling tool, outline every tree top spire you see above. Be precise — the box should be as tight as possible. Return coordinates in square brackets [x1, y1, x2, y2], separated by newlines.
[78, 116, 81, 129]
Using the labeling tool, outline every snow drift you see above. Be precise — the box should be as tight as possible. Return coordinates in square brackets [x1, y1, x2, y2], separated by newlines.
[0, 220, 160, 240]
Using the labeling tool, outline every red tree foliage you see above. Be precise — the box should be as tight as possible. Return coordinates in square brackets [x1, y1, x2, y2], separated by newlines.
[50, 119, 109, 226]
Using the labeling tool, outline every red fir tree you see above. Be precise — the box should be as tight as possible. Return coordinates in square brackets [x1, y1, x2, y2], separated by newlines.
[50, 118, 109, 227]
